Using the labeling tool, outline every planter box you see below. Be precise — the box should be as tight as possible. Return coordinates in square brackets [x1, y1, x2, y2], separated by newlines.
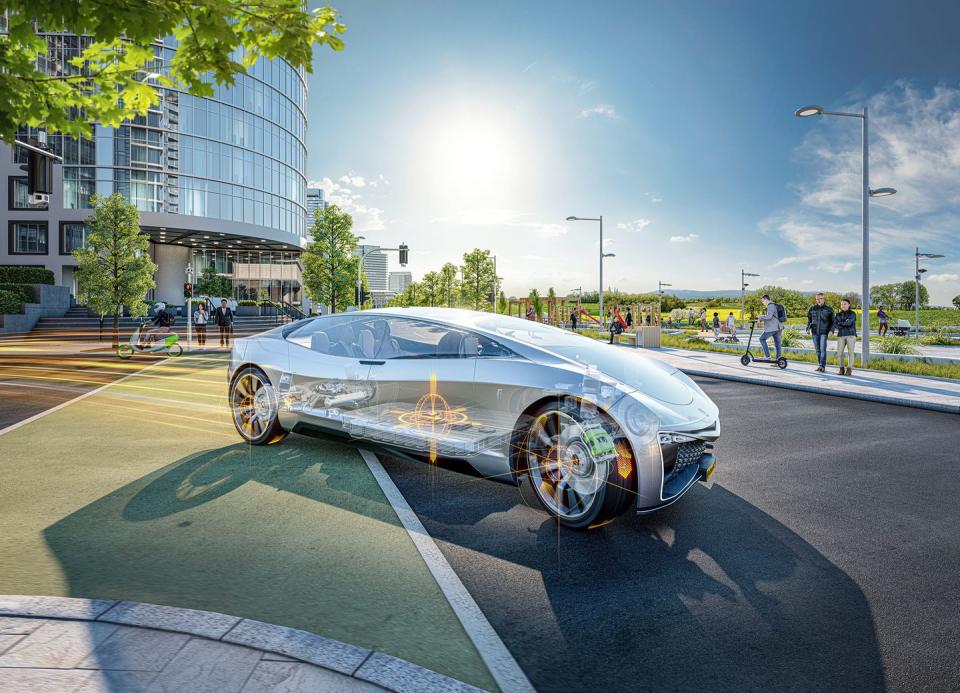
[235, 306, 260, 316]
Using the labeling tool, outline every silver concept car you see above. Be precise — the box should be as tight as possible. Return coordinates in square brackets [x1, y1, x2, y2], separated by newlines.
[228, 308, 719, 528]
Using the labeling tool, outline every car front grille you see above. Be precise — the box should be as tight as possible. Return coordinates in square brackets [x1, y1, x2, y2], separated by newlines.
[665, 440, 707, 482]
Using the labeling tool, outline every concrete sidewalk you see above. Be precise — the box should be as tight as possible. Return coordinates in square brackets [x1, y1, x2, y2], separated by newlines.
[647, 347, 960, 414]
[0, 597, 483, 692]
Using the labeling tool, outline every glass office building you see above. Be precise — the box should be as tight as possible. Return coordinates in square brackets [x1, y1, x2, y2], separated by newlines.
[0, 32, 309, 305]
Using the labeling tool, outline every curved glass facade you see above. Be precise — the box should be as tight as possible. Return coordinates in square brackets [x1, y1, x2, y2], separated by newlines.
[17, 35, 307, 242]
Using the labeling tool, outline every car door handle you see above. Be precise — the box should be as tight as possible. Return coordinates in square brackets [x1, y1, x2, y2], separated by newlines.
[359, 359, 386, 365]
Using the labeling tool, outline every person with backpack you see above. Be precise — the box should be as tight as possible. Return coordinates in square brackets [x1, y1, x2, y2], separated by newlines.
[757, 294, 784, 364]
[193, 301, 209, 347]
[143, 302, 175, 346]
[570, 309, 578, 331]
[834, 298, 858, 375]
[806, 292, 835, 372]
[712, 312, 721, 338]
[626, 308, 633, 328]
[726, 311, 737, 338]
[214, 298, 234, 347]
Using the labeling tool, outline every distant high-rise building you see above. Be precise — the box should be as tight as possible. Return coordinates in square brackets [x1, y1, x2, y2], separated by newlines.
[389, 271, 413, 293]
[357, 245, 388, 291]
[306, 188, 327, 221]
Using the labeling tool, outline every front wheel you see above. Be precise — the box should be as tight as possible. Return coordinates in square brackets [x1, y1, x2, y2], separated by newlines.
[117, 344, 133, 359]
[517, 400, 635, 529]
[777, 357, 788, 369]
[230, 366, 288, 445]
[740, 354, 750, 366]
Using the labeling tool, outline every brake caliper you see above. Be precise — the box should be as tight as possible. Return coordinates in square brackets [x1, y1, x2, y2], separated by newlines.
[581, 425, 617, 462]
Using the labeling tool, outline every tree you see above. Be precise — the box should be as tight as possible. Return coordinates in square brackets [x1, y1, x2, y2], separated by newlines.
[896, 280, 929, 310]
[953, 294, 960, 310]
[301, 204, 358, 314]
[195, 264, 232, 298]
[459, 249, 496, 311]
[439, 262, 459, 307]
[744, 294, 764, 320]
[822, 291, 844, 309]
[421, 271, 441, 307]
[0, 1, 345, 141]
[528, 288, 542, 319]
[497, 291, 507, 314]
[840, 291, 861, 309]
[73, 193, 156, 347]
[870, 283, 899, 309]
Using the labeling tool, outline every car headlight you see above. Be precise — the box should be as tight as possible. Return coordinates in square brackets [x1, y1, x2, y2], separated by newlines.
[658, 432, 698, 445]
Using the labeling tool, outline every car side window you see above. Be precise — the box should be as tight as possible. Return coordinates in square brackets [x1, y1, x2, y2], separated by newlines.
[476, 334, 515, 358]
[286, 315, 365, 358]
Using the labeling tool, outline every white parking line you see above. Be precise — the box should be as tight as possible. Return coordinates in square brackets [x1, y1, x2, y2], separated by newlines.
[359, 449, 535, 693]
[0, 358, 169, 438]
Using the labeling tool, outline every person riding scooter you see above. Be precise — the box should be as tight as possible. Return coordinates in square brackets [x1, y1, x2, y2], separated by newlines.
[143, 302, 175, 346]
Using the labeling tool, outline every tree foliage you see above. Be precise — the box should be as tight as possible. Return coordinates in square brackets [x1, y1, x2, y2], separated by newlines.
[301, 204, 358, 313]
[195, 264, 232, 298]
[0, 0, 345, 140]
[439, 262, 459, 307]
[459, 248, 496, 311]
[896, 280, 929, 310]
[73, 193, 156, 345]
[953, 294, 960, 310]
[420, 271, 441, 307]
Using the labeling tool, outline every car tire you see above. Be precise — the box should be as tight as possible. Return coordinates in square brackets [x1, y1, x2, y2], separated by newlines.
[230, 366, 288, 445]
[516, 399, 635, 529]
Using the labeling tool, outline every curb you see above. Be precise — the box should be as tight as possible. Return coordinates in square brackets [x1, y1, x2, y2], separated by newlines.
[680, 366, 960, 415]
[0, 596, 489, 693]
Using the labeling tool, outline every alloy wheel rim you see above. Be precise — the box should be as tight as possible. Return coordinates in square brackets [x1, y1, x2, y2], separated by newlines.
[526, 410, 608, 521]
[232, 372, 273, 439]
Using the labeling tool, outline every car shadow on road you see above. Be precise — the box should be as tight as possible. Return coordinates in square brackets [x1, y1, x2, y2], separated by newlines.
[379, 456, 888, 693]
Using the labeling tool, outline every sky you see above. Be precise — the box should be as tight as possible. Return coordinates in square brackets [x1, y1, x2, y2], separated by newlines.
[305, 0, 960, 305]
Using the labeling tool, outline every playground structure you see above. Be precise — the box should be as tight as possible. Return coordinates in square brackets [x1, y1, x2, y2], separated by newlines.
[505, 297, 661, 330]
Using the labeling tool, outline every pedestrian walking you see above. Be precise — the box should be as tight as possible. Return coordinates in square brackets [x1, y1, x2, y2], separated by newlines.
[877, 305, 889, 336]
[806, 292, 835, 372]
[570, 309, 578, 331]
[228, 297, 238, 340]
[758, 294, 783, 364]
[214, 299, 234, 347]
[835, 298, 858, 375]
[699, 308, 707, 331]
[526, 304, 536, 321]
[726, 312, 737, 337]
[193, 301, 209, 347]
[712, 312, 721, 339]
[626, 308, 633, 328]
[688, 308, 695, 326]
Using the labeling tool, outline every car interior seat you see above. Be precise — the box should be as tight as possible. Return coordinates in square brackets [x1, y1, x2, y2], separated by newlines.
[459, 335, 479, 357]
[310, 332, 330, 354]
[358, 329, 375, 358]
[436, 331, 464, 357]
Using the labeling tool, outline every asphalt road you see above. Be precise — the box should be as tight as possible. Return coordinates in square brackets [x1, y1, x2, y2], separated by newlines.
[379, 377, 960, 693]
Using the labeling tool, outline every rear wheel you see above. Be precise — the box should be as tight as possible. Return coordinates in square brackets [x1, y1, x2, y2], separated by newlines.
[230, 367, 287, 445]
[117, 344, 133, 359]
[167, 343, 183, 357]
[777, 357, 788, 369]
[518, 400, 635, 529]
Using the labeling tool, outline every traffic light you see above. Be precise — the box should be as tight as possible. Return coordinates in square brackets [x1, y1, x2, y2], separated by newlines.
[26, 147, 53, 195]
[485, 292, 495, 303]
[355, 286, 369, 306]
[398, 243, 409, 266]
[184, 283, 193, 297]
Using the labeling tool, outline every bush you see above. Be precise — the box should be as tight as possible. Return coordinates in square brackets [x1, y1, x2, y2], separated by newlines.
[684, 335, 709, 345]
[0, 266, 55, 284]
[0, 289, 24, 314]
[237, 300, 258, 306]
[779, 328, 805, 348]
[0, 283, 35, 304]
[874, 336, 918, 355]
[920, 329, 960, 346]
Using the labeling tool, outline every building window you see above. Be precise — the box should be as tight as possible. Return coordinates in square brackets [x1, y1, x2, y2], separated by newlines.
[9, 221, 49, 255]
[63, 167, 94, 209]
[60, 222, 89, 254]
[8, 177, 48, 211]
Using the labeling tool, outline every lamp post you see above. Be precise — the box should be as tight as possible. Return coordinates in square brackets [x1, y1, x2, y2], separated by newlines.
[915, 248, 945, 335]
[185, 263, 194, 350]
[795, 104, 897, 367]
[741, 270, 759, 322]
[566, 215, 604, 325]
[658, 281, 672, 324]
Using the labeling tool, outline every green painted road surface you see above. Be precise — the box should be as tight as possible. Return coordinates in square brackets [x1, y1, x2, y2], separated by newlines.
[0, 354, 496, 690]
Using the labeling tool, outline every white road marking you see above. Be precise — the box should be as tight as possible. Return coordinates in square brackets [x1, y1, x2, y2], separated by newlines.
[359, 448, 535, 693]
[0, 358, 170, 438]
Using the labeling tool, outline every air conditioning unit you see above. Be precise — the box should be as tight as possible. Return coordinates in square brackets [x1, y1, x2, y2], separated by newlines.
[29, 193, 50, 206]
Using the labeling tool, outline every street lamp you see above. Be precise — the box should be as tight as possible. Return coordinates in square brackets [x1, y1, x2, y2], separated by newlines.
[914, 248, 945, 335]
[566, 215, 605, 325]
[741, 270, 759, 321]
[658, 281, 672, 324]
[795, 103, 897, 367]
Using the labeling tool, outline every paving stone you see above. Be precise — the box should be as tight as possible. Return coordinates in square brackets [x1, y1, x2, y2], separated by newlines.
[0, 595, 117, 620]
[0, 667, 91, 692]
[0, 616, 47, 635]
[354, 652, 487, 693]
[240, 661, 386, 692]
[145, 638, 262, 693]
[223, 619, 369, 675]
[77, 625, 190, 671]
[0, 621, 117, 669]
[0, 634, 23, 655]
[261, 652, 298, 662]
[98, 601, 240, 639]
[76, 669, 159, 693]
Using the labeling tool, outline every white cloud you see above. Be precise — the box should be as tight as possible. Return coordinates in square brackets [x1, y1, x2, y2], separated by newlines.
[456, 209, 567, 237]
[765, 82, 960, 301]
[773, 256, 800, 267]
[669, 233, 700, 243]
[308, 174, 385, 231]
[579, 104, 619, 119]
[774, 276, 790, 284]
[644, 192, 663, 204]
[617, 218, 652, 232]
[928, 273, 960, 282]
[800, 279, 814, 285]
[811, 261, 856, 273]
[579, 80, 598, 94]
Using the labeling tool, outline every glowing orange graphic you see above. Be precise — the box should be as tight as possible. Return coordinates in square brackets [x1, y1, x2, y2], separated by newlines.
[396, 373, 468, 461]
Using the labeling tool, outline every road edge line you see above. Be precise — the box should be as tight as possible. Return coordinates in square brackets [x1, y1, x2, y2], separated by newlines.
[0, 357, 172, 437]
[359, 448, 535, 693]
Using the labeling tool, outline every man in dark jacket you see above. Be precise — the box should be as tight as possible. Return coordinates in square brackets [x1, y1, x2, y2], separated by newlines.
[806, 292, 835, 372]
[214, 299, 234, 347]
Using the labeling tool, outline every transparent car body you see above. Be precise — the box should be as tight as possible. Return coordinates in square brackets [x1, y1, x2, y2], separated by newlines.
[229, 307, 719, 513]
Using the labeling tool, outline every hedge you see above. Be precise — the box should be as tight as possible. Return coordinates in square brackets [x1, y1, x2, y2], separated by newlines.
[0, 289, 24, 315]
[237, 300, 258, 306]
[0, 284, 35, 304]
[0, 266, 55, 284]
